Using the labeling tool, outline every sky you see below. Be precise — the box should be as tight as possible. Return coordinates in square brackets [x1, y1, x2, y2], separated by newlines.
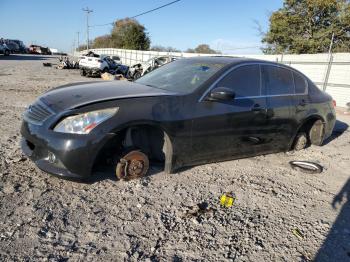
[0, 0, 283, 54]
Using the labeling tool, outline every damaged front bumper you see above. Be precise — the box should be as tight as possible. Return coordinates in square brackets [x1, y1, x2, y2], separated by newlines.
[20, 120, 113, 180]
[80, 66, 103, 76]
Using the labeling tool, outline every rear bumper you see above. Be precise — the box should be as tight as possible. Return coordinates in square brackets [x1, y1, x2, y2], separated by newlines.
[324, 104, 337, 140]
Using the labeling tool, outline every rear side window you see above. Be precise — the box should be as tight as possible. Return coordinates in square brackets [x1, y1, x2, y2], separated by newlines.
[293, 72, 307, 94]
[262, 65, 294, 95]
[217, 65, 260, 97]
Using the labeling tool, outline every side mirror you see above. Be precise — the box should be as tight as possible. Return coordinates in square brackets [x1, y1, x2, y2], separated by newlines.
[206, 87, 235, 102]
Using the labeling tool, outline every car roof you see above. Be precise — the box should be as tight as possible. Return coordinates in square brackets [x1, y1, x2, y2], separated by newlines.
[184, 56, 289, 68]
[181, 56, 268, 66]
[182, 56, 300, 71]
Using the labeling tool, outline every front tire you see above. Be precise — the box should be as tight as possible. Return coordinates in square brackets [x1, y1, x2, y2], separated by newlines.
[133, 70, 142, 80]
[4, 50, 10, 56]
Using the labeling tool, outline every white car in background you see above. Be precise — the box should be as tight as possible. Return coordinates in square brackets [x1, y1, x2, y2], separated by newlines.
[79, 53, 125, 77]
[128, 56, 179, 80]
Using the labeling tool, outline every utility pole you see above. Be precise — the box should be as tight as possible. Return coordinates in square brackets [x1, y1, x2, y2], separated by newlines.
[323, 32, 335, 91]
[76, 31, 80, 51]
[82, 7, 93, 50]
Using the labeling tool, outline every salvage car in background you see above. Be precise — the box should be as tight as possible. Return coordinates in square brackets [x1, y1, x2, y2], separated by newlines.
[4, 41, 19, 53]
[20, 57, 336, 181]
[129, 56, 179, 79]
[29, 45, 52, 55]
[7, 39, 27, 53]
[0, 43, 10, 56]
[79, 54, 128, 77]
[0, 39, 27, 54]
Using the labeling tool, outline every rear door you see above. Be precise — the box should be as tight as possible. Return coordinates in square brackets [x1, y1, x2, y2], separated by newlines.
[290, 71, 309, 125]
[261, 65, 296, 152]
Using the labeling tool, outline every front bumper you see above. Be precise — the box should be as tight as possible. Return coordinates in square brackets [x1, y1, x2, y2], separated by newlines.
[80, 66, 102, 76]
[20, 120, 113, 180]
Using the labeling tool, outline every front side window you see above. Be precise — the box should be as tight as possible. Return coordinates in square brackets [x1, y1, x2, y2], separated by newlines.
[135, 60, 226, 93]
[262, 65, 294, 95]
[216, 65, 261, 97]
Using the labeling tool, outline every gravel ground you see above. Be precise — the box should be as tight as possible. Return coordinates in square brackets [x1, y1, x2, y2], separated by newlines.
[0, 54, 350, 261]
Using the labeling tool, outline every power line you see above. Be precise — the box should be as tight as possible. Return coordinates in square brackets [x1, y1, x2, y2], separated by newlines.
[89, 0, 181, 28]
[131, 0, 180, 18]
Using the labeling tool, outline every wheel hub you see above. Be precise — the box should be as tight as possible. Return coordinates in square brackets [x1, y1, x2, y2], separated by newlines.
[116, 150, 149, 180]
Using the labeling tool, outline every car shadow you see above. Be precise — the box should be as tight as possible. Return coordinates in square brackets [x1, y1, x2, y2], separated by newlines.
[314, 178, 350, 261]
[0, 54, 53, 61]
[323, 120, 349, 145]
[88, 163, 164, 184]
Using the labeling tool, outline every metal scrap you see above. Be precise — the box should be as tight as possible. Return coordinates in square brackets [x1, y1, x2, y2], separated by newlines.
[56, 56, 79, 69]
[292, 228, 304, 240]
[289, 161, 323, 174]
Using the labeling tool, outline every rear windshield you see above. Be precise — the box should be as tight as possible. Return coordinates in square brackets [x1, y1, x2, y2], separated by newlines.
[135, 59, 226, 93]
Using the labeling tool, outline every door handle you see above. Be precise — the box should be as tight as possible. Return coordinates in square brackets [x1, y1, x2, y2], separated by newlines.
[298, 99, 306, 106]
[251, 103, 265, 112]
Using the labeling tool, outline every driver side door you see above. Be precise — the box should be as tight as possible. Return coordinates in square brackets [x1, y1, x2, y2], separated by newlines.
[191, 64, 269, 163]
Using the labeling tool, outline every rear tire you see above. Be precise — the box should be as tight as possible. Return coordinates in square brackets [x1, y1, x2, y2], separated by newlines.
[293, 132, 308, 151]
[309, 120, 324, 146]
[80, 69, 86, 76]
[4, 50, 10, 56]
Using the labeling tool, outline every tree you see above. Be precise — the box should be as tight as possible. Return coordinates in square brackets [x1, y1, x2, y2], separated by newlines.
[91, 18, 150, 50]
[186, 44, 220, 54]
[110, 18, 150, 50]
[262, 0, 350, 54]
[93, 35, 113, 48]
[76, 44, 87, 51]
[150, 45, 180, 52]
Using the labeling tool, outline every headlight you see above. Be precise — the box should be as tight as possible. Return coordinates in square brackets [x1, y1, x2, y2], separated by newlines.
[54, 108, 118, 134]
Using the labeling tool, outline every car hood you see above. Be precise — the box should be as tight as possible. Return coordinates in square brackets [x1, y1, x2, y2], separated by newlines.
[40, 80, 177, 111]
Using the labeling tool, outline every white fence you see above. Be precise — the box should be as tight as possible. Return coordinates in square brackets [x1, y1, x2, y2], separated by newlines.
[75, 48, 350, 107]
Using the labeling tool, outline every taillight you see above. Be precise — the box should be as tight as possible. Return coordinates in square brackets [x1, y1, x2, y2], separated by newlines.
[332, 100, 336, 107]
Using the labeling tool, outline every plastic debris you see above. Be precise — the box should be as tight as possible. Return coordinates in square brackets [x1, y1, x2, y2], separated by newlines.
[292, 228, 304, 240]
[101, 72, 117, 81]
[220, 192, 236, 207]
[289, 161, 323, 174]
[101, 73, 127, 81]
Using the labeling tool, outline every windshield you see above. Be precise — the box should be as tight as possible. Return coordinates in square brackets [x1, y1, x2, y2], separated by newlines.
[135, 59, 226, 93]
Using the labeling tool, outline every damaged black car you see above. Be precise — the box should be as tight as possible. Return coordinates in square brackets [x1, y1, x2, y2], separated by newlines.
[20, 57, 336, 180]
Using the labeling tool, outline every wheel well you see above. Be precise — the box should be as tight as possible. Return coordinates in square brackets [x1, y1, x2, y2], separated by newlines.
[93, 124, 173, 173]
[296, 116, 325, 145]
[122, 125, 167, 161]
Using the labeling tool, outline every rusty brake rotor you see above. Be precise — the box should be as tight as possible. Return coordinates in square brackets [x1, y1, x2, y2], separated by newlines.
[116, 150, 149, 180]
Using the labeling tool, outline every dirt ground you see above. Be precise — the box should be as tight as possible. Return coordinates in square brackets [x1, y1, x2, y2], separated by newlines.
[0, 54, 349, 262]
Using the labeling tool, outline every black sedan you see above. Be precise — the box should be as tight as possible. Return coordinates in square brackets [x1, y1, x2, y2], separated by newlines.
[21, 57, 336, 180]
